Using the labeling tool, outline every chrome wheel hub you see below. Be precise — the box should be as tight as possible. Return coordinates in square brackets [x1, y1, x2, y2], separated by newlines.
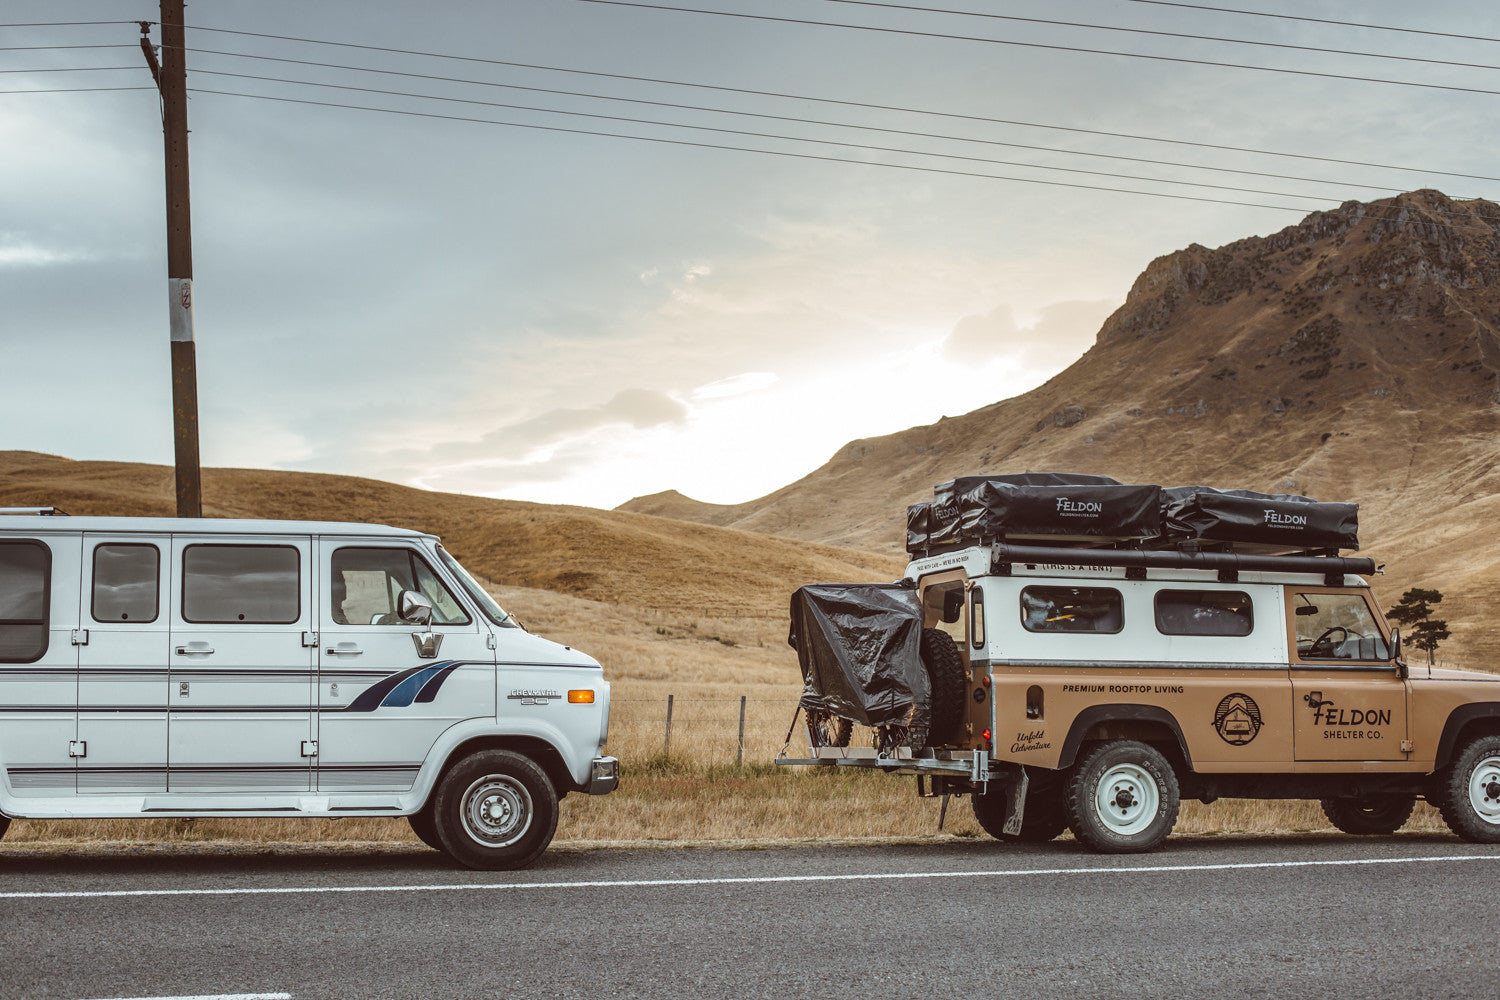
[1095, 762, 1158, 836]
[461, 774, 533, 847]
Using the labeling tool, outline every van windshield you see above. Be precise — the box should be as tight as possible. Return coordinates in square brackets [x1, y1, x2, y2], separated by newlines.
[436, 545, 519, 628]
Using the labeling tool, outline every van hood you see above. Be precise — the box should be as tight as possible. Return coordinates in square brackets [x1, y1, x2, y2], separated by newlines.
[496, 627, 602, 670]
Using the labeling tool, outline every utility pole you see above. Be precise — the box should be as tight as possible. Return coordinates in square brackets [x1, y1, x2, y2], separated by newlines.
[141, 3, 201, 517]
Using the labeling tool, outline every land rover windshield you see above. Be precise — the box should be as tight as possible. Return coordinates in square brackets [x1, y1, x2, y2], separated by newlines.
[436, 545, 519, 628]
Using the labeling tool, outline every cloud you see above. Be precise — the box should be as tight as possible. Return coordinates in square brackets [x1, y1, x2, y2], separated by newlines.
[691, 372, 779, 400]
[0, 236, 89, 268]
[942, 299, 1117, 366]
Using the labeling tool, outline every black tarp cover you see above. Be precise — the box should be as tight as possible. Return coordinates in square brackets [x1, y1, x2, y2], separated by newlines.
[789, 582, 928, 729]
[909, 473, 1161, 553]
[1162, 486, 1359, 550]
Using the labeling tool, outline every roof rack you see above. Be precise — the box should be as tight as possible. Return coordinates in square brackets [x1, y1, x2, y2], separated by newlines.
[0, 507, 70, 516]
[987, 542, 1375, 587]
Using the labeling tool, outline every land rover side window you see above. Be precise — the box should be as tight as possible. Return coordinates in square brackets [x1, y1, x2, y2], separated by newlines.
[92, 544, 160, 623]
[330, 547, 470, 626]
[1293, 592, 1390, 661]
[183, 545, 300, 624]
[1020, 586, 1123, 634]
[922, 579, 967, 647]
[970, 586, 986, 649]
[1155, 589, 1252, 637]
[0, 540, 49, 662]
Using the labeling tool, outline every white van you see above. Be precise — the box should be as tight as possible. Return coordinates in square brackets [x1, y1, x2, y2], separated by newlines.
[0, 509, 617, 870]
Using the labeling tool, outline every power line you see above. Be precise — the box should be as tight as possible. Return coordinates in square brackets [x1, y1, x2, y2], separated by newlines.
[188, 86, 1315, 213]
[1119, 1, 1500, 47]
[190, 67, 1344, 201]
[0, 43, 135, 51]
[812, 0, 1500, 73]
[182, 50, 1400, 193]
[0, 66, 138, 74]
[0, 21, 142, 27]
[159, 31, 1500, 184]
[0, 86, 152, 93]
[573, 1, 1500, 98]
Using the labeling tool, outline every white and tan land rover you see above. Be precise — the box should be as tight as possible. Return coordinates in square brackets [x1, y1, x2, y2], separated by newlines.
[785, 474, 1500, 853]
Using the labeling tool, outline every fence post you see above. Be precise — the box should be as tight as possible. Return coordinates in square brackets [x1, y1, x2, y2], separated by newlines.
[736, 695, 747, 766]
[664, 693, 674, 752]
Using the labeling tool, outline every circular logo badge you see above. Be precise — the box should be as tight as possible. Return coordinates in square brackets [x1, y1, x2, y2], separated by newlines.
[1214, 692, 1262, 746]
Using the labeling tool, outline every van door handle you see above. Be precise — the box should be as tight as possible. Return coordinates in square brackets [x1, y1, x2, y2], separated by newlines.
[326, 644, 363, 655]
[174, 644, 214, 655]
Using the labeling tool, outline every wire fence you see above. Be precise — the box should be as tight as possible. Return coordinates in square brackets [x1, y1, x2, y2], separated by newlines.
[610, 695, 805, 765]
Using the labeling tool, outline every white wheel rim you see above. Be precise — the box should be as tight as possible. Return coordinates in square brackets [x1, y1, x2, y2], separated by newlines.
[1466, 755, 1500, 827]
[1094, 762, 1159, 836]
[461, 774, 533, 847]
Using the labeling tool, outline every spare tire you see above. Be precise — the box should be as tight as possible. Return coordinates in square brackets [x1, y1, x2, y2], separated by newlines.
[921, 627, 968, 747]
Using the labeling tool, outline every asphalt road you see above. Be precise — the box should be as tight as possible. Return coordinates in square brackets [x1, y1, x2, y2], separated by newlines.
[1, 835, 1496, 1000]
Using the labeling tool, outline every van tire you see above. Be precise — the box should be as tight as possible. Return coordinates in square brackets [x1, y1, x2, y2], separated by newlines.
[920, 628, 967, 747]
[1065, 740, 1179, 853]
[0, 813, 9, 842]
[432, 750, 559, 870]
[407, 804, 445, 852]
[1433, 734, 1500, 843]
[1320, 795, 1415, 835]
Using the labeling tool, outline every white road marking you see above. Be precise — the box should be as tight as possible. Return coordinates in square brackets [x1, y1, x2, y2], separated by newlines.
[5, 852, 1498, 901]
[78, 994, 290, 1000]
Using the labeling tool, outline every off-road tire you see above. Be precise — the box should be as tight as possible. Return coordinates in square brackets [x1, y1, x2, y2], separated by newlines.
[808, 711, 852, 749]
[432, 750, 559, 870]
[1065, 740, 1180, 853]
[407, 803, 445, 852]
[972, 779, 1069, 843]
[920, 628, 967, 747]
[1320, 795, 1415, 836]
[1433, 734, 1500, 843]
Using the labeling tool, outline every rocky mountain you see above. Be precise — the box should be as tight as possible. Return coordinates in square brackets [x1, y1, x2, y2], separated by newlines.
[622, 190, 1500, 665]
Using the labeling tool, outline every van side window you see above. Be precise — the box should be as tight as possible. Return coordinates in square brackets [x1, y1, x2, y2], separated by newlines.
[1293, 592, 1389, 660]
[1020, 586, 1123, 634]
[0, 540, 49, 662]
[1155, 589, 1253, 637]
[183, 545, 300, 624]
[92, 544, 160, 623]
[330, 547, 470, 626]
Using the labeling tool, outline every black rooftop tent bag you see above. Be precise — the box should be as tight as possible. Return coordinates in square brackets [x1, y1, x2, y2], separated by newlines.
[1161, 486, 1359, 551]
[920, 473, 1160, 549]
[788, 582, 929, 730]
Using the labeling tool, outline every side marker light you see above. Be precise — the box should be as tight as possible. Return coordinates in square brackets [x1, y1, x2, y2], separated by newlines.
[568, 690, 595, 704]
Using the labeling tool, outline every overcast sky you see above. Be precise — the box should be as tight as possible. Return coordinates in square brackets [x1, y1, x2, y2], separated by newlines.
[3, 1, 1497, 509]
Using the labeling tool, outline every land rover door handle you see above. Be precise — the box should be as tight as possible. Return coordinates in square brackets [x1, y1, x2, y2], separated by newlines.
[174, 643, 214, 656]
[326, 644, 363, 655]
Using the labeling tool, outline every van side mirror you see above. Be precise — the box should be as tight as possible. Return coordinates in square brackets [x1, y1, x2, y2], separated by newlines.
[398, 590, 434, 627]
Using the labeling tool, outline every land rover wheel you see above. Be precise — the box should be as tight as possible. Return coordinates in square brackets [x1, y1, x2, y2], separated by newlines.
[1320, 795, 1415, 836]
[407, 803, 445, 852]
[1433, 734, 1500, 844]
[432, 750, 559, 870]
[808, 711, 852, 749]
[972, 782, 1069, 843]
[920, 628, 967, 747]
[1065, 741, 1180, 853]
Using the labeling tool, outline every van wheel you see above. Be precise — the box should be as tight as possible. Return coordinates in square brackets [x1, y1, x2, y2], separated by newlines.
[1320, 795, 1415, 835]
[432, 750, 559, 870]
[972, 782, 1068, 843]
[1065, 741, 1179, 853]
[407, 803, 445, 852]
[921, 628, 967, 747]
[1433, 734, 1500, 843]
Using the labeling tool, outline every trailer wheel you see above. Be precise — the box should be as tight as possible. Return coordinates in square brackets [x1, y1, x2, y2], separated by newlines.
[920, 628, 967, 747]
[1065, 740, 1179, 853]
[432, 749, 559, 870]
[406, 802, 445, 852]
[1320, 795, 1415, 836]
[972, 781, 1068, 843]
[1433, 734, 1500, 843]
[807, 711, 852, 749]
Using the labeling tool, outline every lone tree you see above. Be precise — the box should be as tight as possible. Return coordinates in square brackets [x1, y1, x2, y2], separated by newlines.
[1387, 588, 1451, 666]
